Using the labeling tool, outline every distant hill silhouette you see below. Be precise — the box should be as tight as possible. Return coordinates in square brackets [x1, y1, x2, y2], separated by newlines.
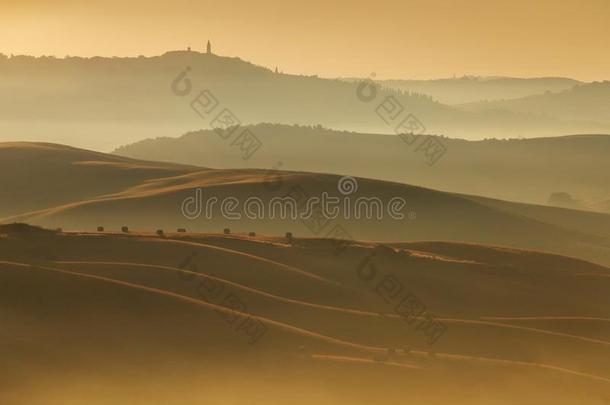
[462, 81, 610, 123]
[371, 76, 580, 104]
[113, 124, 610, 213]
[1, 52, 608, 150]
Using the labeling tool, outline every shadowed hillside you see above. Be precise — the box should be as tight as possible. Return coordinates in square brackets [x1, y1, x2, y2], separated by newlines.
[3, 142, 610, 267]
[0, 142, 197, 218]
[114, 125, 610, 212]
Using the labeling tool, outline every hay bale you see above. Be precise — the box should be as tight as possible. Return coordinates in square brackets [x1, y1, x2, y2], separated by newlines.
[223, 228, 231, 234]
[177, 228, 186, 233]
[121, 226, 129, 233]
[97, 226, 104, 232]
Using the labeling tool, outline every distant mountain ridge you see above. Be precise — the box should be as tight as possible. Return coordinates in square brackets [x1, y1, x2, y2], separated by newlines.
[1, 51, 609, 150]
[461, 81, 610, 123]
[370, 76, 581, 104]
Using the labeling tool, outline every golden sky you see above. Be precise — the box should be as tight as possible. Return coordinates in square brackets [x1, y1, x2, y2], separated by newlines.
[1, 0, 609, 80]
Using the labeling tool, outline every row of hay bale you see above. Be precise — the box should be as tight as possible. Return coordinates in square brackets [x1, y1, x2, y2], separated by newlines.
[95, 226, 186, 234]
[94, 226, 294, 241]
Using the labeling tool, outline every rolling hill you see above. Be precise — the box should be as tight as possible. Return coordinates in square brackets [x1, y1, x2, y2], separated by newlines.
[2, 142, 610, 268]
[0, 142, 197, 218]
[1, 224, 610, 404]
[113, 125, 610, 212]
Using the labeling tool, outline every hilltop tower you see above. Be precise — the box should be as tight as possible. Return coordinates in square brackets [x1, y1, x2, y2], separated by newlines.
[206, 40, 212, 54]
